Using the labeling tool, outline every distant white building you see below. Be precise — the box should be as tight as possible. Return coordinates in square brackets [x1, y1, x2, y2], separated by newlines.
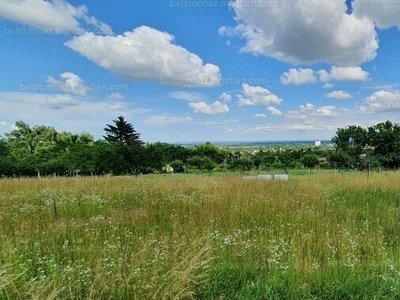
[315, 140, 321, 147]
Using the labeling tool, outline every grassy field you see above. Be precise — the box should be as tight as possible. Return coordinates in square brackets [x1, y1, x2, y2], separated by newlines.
[1, 172, 400, 299]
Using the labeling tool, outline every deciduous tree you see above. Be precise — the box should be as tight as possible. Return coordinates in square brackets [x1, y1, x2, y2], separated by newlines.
[368, 121, 400, 169]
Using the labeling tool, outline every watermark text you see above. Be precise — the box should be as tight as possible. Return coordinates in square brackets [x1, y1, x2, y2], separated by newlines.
[19, 83, 129, 94]
[159, 76, 269, 86]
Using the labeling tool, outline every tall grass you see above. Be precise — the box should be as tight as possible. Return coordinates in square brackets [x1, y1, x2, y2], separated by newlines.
[1, 173, 400, 299]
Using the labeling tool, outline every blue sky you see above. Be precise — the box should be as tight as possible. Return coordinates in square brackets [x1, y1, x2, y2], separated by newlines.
[1, 0, 400, 143]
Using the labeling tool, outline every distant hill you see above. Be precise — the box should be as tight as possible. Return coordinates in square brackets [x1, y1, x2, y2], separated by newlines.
[177, 140, 333, 148]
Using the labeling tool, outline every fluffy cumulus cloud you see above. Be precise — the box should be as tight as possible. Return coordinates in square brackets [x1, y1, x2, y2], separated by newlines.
[220, 0, 378, 66]
[189, 101, 229, 115]
[286, 103, 314, 119]
[314, 105, 340, 117]
[65, 26, 221, 87]
[280, 66, 369, 85]
[237, 84, 282, 107]
[318, 66, 370, 82]
[46, 72, 87, 96]
[280, 68, 317, 85]
[286, 103, 345, 119]
[267, 106, 282, 116]
[325, 90, 353, 100]
[361, 90, 400, 112]
[353, 1, 400, 29]
[0, 0, 112, 34]
[219, 92, 232, 103]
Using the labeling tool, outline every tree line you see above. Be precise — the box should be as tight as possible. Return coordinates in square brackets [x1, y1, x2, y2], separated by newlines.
[331, 120, 400, 171]
[0, 117, 399, 177]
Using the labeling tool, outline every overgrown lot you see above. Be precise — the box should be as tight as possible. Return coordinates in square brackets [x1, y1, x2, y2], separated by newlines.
[1, 173, 400, 299]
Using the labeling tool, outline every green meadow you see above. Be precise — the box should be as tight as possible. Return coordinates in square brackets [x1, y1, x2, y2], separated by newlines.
[1, 173, 400, 299]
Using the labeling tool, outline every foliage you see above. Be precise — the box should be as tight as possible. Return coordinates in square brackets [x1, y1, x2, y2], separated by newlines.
[332, 121, 400, 170]
[187, 156, 215, 173]
[232, 156, 253, 173]
[193, 142, 227, 164]
[251, 149, 275, 170]
[302, 153, 319, 171]
[102, 117, 145, 175]
[368, 121, 400, 169]
[277, 149, 296, 172]
[143, 142, 186, 172]
[103, 116, 142, 146]
[4, 119, 400, 176]
[329, 150, 351, 171]
[170, 160, 185, 173]
[332, 125, 368, 152]
[332, 125, 368, 167]
[0, 139, 7, 156]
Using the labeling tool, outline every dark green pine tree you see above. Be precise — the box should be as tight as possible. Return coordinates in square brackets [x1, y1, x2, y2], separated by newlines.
[103, 116, 142, 145]
[103, 116, 144, 174]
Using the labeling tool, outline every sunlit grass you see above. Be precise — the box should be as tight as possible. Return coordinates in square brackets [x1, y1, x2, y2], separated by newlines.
[1, 172, 400, 298]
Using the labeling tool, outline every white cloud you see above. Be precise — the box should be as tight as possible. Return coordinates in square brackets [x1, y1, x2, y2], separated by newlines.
[233, 100, 395, 140]
[237, 83, 282, 107]
[104, 93, 130, 112]
[285, 112, 308, 120]
[65, 26, 221, 87]
[45, 94, 80, 109]
[318, 66, 370, 82]
[104, 102, 129, 112]
[253, 113, 267, 118]
[325, 90, 353, 100]
[243, 124, 340, 134]
[267, 106, 282, 116]
[286, 103, 345, 119]
[0, 92, 80, 109]
[220, 0, 378, 66]
[219, 92, 232, 103]
[361, 90, 400, 112]
[365, 83, 400, 91]
[0, 92, 145, 138]
[146, 116, 192, 125]
[106, 92, 125, 100]
[0, 0, 112, 35]
[286, 103, 313, 119]
[0, 121, 13, 137]
[353, 1, 400, 29]
[189, 101, 229, 115]
[300, 103, 315, 112]
[168, 91, 206, 102]
[322, 83, 335, 89]
[280, 68, 317, 85]
[46, 72, 87, 96]
[314, 106, 339, 117]
[280, 67, 369, 86]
